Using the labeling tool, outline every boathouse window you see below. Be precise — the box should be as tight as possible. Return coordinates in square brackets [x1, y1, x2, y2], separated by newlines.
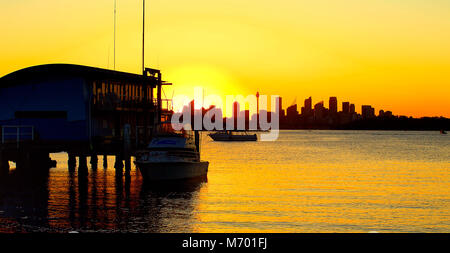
[137, 86, 140, 101]
[15, 111, 67, 119]
[126, 85, 129, 101]
[91, 79, 157, 108]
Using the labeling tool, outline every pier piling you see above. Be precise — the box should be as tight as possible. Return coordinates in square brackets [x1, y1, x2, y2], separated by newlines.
[114, 155, 124, 170]
[68, 154, 76, 171]
[125, 156, 131, 172]
[78, 155, 88, 175]
[114, 155, 124, 176]
[36, 153, 56, 169]
[103, 155, 108, 168]
[90, 155, 98, 170]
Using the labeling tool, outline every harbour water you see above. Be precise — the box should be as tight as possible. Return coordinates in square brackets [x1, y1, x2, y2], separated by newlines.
[0, 130, 448, 232]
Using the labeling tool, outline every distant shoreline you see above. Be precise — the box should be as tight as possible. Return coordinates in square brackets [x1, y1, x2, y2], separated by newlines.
[278, 117, 449, 131]
[277, 129, 447, 131]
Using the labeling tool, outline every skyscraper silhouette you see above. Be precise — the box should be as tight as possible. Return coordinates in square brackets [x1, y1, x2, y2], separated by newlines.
[342, 102, 350, 114]
[329, 97, 337, 114]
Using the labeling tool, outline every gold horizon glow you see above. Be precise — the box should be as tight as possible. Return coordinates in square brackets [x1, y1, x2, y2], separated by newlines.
[1, 0, 449, 117]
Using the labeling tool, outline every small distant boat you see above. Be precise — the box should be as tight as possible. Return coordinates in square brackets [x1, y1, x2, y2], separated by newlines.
[135, 130, 208, 181]
[441, 129, 447, 134]
[208, 130, 257, 141]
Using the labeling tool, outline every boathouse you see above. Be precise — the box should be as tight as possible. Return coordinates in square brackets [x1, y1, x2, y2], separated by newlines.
[0, 64, 171, 173]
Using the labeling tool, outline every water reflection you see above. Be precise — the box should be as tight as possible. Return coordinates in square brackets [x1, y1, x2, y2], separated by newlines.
[0, 159, 206, 232]
[0, 131, 448, 232]
[137, 177, 207, 233]
[0, 169, 50, 232]
[67, 169, 76, 228]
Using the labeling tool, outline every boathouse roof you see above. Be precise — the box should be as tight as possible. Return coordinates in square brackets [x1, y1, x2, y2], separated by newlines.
[0, 64, 158, 88]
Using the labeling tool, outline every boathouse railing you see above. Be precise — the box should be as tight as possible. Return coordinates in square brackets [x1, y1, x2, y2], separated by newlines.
[153, 98, 173, 112]
[1, 126, 34, 148]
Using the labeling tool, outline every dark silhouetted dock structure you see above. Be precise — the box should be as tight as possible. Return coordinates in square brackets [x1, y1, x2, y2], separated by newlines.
[0, 64, 172, 175]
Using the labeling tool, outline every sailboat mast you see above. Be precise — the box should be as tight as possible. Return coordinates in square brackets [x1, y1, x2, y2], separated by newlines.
[142, 0, 145, 74]
[114, 0, 116, 70]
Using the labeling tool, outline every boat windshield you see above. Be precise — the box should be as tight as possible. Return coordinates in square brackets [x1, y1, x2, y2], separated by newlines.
[155, 122, 194, 139]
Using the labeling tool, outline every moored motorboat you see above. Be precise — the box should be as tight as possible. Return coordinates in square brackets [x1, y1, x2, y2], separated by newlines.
[134, 131, 208, 181]
[208, 130, 257, 141]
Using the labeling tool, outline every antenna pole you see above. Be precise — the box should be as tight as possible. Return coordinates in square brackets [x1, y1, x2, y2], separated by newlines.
[114, 0, 116, 70]
[142, 0, 145, 74]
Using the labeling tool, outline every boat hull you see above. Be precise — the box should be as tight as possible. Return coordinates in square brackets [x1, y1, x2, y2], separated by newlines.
[135, 161, 209, 181]
[209, 133, 257, 141]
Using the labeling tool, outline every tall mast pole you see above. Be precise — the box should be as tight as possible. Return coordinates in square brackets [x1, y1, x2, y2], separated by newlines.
[256, 91, 260, 130]
[142, 0, 149, 144]
[114, 0, 116, 70]
[142, 0, 145, 74]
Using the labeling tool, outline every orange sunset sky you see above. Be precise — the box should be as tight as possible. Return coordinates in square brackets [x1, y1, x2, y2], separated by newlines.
[0, 0, 449, 117]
